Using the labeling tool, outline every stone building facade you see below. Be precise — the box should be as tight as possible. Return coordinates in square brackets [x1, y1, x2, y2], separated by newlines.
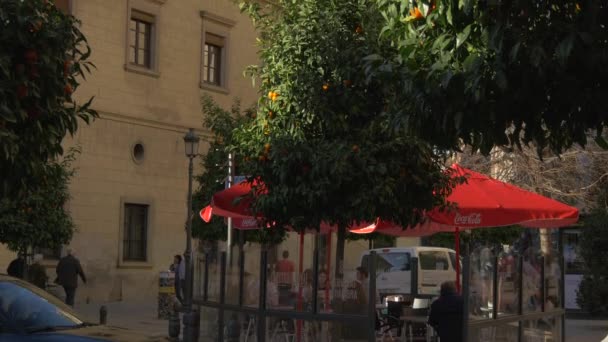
[1, 0, 260, 303]
[0, 0, 421, 303]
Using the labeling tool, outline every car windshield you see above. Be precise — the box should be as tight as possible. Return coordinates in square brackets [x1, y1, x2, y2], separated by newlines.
[362, 252, 410, 272]
[0, 279, 84, 333]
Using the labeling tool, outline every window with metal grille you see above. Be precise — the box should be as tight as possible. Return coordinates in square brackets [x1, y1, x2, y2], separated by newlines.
[203, 33, 224, 86]
[123, 203, 148, 261]
[129, 12, 153, 68]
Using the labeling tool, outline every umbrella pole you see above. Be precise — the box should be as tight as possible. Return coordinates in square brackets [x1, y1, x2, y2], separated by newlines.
[296, 232, 304, 342]
[456, 227, 461, 293]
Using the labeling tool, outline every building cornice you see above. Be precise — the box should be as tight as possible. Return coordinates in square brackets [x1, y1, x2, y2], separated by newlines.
[95, 110, 212, 139]
[200, 11, 236, 27]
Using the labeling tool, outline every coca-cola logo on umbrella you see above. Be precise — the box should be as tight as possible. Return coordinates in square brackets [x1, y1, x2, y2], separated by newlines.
[454, 213, 482, 225]
[233, 217, 258, 229]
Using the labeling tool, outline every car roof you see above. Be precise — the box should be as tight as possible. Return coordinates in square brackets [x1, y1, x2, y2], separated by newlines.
[363, 246, 456, 254]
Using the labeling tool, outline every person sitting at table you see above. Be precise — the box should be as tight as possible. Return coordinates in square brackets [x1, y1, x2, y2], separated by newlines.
[428, 281, 464, 342]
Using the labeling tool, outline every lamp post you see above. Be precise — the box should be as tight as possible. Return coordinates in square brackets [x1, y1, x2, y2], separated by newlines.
[182, 128, 200, 342]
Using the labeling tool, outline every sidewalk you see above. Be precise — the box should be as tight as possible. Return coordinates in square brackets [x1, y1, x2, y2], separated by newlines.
[566, 318, 608, 341]
[75, 300, 171, 338]
[74, 301, 608, 342]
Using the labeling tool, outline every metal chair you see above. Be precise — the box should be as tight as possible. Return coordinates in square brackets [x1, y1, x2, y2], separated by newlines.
[376, 301, 404, 341]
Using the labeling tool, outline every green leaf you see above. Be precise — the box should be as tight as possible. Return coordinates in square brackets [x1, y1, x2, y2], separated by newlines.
[456, 25, 472, 48]
[555, 33, 575, 66]
[446, 4, 453, 26]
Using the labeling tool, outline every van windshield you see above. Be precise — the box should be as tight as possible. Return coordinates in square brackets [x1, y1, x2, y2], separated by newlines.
[361, 252, 411, 272]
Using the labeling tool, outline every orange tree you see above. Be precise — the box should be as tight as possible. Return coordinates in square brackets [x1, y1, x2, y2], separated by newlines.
[0, 148, 79, 253]
[192, 95, 287, 246]
[0, 0, 96, 198]
[235, 0, 459, 235]
[0, 1, 95, 253]
[373, 0, 608, 154]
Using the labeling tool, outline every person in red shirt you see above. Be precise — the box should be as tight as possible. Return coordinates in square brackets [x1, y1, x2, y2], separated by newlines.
[275, 250, 295, 288]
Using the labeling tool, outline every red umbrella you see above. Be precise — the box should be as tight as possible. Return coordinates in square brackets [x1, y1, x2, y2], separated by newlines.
[351, 164, 579, 291]
[199, 178, 379, 233]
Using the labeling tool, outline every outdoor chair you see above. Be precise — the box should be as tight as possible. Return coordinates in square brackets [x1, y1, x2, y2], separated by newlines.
[376, 301, 404, 341]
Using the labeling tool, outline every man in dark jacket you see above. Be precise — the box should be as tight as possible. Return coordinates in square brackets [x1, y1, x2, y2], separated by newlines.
[7, 254, 25, 278]
[428, 281, 464, 342]
[55, 249, 86, 306]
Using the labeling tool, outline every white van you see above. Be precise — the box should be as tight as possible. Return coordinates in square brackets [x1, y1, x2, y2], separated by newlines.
[359, 247, 458, 301]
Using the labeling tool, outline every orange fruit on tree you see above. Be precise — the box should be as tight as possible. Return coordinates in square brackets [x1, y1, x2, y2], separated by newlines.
[410, 7, 424, 20]
[264, 143, 271, 152]
[268, 111, 274, 119]
[16, 84, 28, 99]
[24, 49, 38, 64]
[322, 84, 329, 91]
[355, 25, 363, 34]
[352, 144, 360, 153]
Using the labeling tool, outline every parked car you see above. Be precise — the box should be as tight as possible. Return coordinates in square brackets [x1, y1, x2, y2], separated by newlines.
[0, 275, 168, 342]
[360, 247, 459, 302]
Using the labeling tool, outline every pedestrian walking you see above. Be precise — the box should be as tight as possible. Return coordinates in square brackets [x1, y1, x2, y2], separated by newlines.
[428, 281, 464, 342]
[7, 254, 25, 279]
[55, 249, 86, 307]
[170, 254, 183, 304]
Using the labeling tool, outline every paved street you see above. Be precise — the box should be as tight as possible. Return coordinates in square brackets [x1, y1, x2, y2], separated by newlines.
[76, 300, 171, 339]
[74, 300, 608, 341]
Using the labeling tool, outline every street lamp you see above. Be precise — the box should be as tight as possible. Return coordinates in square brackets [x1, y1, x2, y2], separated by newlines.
[182, 128, 199, 342]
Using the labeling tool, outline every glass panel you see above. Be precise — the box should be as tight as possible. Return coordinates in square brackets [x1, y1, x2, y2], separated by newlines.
[468, 246, 495, 320]
[123, 204, 147, 261]
[224, 248, 244, 306]
[208, 67, 215, 84]
[129, 18, 136, 30]
[263, 317, 371, 342]
[521, 316, 560, 342]
[199, 307, 219, 342]
[129, 28, 136, 46]
[563, 231, 583, 274]
[497, 248, 520, 316]
[138, 21, 147, 35]
[522, 248, 542, 313]
[220, 310, 243, 342]
[203, 45, 209, 64]
[545, 253, 561, 309]
[271, 234, 315, 312]
[316, 233, 333, 313]
[138, 31, 147, 49]
[137, 49, 145, 66]
[205, 250, 222, 303]
[209, 51, 216, 68]
[242, 247, 262, 308]
[469, 321, 519, 342]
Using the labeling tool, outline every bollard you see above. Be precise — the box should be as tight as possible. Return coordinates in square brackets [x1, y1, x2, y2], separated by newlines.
[168, 301, 181, 340]
[99, 305, 107, 325]
[168, 311, 181, 340]
[182, 310, 200, 342]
